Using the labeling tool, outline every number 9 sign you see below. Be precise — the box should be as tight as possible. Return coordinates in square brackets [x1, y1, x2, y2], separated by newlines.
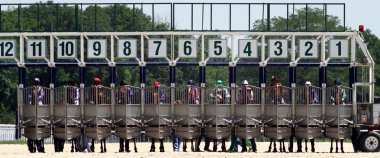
[87, 39, 107, 59]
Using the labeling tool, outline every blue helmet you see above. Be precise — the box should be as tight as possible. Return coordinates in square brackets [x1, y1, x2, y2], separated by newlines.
[334, 79, 342, 85]
[188, 80, 193, 85]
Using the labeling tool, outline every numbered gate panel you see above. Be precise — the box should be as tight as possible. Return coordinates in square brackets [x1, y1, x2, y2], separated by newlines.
[53, 86, 81, 126]
[295, 127, 322, 140]
[24, 127, 51, 140]
[205, 86, 231, 125]
[115, 126, 141, 139]
[87, 39, 108, 59]
[114, 86, 141, 126]
[325, 86, 353, 127]
[295, 86, 322, 126]
[21, 86, 50, 127]
[144, 86, 171, 125]
[83, 86, 112, 126]
[264, 86, 292, 126]
[178, 39, 197, 58]
[56, 39, 78, 59]
[84, 127, 112, 140]
[26, 39, 47, 59]
[235, 85, 261, 125]
[173, 85, 201, 125]
[264, 127, 292, 140]
[53, 127, 81, 141]
[0, 40, 17, 59]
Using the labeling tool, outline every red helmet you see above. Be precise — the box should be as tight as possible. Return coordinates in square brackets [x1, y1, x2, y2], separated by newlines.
[94, 77, 101, 84]
[153, 81, 160, 86]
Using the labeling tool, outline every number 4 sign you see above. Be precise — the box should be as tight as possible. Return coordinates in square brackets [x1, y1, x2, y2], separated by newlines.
[238, 39, 257, 58]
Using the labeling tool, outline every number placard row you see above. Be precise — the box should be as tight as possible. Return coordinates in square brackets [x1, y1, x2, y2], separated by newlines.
[0, 39, 350, 60]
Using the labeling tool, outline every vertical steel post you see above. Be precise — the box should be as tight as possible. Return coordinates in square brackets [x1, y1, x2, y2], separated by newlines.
[16, 67, 26, 139]
[110, 66, 116, 124]
[199, 66, 206, 122]
[79, 67, 86, 123]
[170, 66, 176, 123]
[319, 67, 327, 87]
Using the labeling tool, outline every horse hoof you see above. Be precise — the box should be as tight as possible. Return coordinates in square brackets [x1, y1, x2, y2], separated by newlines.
[341, 150, 345, 153]
[273, 150, 278, 153]
[119, 149, 124, 152]
[160, 149, 165, 152]
[150, 149, 155, 152]
[311, 149, 315, 152]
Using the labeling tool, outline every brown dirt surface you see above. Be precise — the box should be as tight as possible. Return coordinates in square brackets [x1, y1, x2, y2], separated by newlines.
[0, 142, 378, 158]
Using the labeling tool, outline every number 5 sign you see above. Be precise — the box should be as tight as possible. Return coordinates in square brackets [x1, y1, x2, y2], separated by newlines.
[208, 39, 227, 58]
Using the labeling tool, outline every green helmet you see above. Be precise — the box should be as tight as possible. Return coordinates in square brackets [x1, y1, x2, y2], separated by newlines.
[216, 80, 223, 85]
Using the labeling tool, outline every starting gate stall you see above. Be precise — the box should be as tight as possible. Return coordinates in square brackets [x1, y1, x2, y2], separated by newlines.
[114, 85, 142, 140]
[263, 85, 292, 140]
[173, 85, 202, 139]
[83, 85, 112, 140]
[143, 85, 172, 139]
[294, 85, 323, 140]
[204, 85, 232, 139]
[53, 86, 81, 141]
[325, 86, 353, 140]
[234, 85, 262, 140]
[19, 86, 51, 141]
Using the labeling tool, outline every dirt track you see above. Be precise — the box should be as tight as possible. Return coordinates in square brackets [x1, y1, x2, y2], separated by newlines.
[0, 142, 378, 158]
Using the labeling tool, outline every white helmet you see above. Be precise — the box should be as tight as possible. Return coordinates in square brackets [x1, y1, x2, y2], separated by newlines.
[305, 81, 311, 85]
[242, 80, 249, 85]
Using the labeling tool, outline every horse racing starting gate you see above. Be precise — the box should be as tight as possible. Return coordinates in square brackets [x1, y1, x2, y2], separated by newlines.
[0, 2, 377, 153]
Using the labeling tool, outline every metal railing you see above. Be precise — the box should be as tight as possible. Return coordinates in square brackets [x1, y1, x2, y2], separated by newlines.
[0, 3, 345, 32]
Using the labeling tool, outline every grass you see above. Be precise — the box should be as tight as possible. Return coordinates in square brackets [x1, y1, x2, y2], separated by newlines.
[0, 140, 27, 144]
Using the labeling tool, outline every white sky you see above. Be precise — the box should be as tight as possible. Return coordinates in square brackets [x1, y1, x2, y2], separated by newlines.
[1, 0, 379, 37]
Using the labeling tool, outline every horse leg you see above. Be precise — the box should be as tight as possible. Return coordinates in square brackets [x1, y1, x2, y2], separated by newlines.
[71, 139, 75, 152]
[126, 139, 130, 152]
[305, 139, 308, 152]
[133, 138, 138, 152]
[104, 139, 107, 152]
[335, 140, 339, 153]
[100, 140, 104, 153]
[183, 139, 187, 152]
[221, 138, 226, 152]
[150, 139, 155, 152]
[282, 139, 286, 152]
[273, 140, 277, 152]
[191, 139, 195, 152]
[311, 139, 315, 152]
[159, 139, 165, 152]
[241, 139, 247, 152]
[268, 139, 272, 152]
[279, 140, 283, 152]
[330, 139, 333, 153]
[340, 139, 344, 153]
[91, 139, 95, 152]
[297, 138, 302, 152]
[213, 139, 217, 152]
[119, 139, 124, 152]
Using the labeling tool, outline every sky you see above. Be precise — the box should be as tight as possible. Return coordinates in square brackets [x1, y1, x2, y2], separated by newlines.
[0, 0, 379, 37]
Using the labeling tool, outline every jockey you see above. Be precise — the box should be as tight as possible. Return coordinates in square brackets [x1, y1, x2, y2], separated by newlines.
[304, 81, 319, 104]
[67, 81, 80, 105]
[270, 76, 285, 104]
[91, 77, 105, 104]
[118, 80, 134, 104]
[29, 78, 45, 105]
[150, 81, 165, 104]
[239, 80, 254, 104]
[209, 80, 230, 104]
[330, 79, 347, 105]
[185, 80, 200, 104]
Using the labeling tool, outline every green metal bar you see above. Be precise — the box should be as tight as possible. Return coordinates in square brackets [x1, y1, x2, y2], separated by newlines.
[0, 4, 2, 31]
[305, 4, 308, 31]
[324, 4, 327, 31]
[18, 4, 21, 32]
[75, 4, 78, 32]
[267, 4, 270, 31]
[37, 4, 40, 31]
[56, 4, 59, 31]
[113, 4, 116, 31]
[94, 4, 97, 31]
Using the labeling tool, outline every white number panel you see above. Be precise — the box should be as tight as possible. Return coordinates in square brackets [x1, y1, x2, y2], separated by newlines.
[118, 39, 137, 58]
[0, 40, 16, 59]
[208, 39, 227, 58]
[269, 39, 287, 58]
[329, 39, 348, 58]
[238, 39, 257, 58]
[148, 39, 167, 58]
[299, 39, 318, 58]
[178, 39, 197, 58]
[57, 39, 77, 59]
[27, 39, 46, 59]
[87, 39, 107, 59]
